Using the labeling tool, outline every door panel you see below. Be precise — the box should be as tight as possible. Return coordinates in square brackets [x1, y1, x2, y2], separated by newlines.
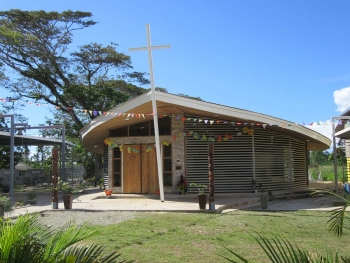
[123, 145, 141, 193]
[141, 144, 158, 193]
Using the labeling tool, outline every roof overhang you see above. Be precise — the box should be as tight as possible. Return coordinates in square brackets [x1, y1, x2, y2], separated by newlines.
[0, 131, 74, 146]
[335, 126, 350, 139]
[81, 91, 331, 154]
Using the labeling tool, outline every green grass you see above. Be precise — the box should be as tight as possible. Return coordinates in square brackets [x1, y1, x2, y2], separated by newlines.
[84, 210, 350, 263]
[309, 165, 348, 182]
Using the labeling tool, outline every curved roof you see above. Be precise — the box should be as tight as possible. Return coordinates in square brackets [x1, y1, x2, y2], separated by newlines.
[81, 91, 331, 154]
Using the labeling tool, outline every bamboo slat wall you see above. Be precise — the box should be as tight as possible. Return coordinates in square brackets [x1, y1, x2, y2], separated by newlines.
[185, 115, 307, 193]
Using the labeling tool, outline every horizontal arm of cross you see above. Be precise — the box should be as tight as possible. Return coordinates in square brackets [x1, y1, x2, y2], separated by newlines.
[129, 45, 171, 52]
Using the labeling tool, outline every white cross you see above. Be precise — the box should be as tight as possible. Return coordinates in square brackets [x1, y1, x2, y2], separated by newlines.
[129, 24, 171, 202]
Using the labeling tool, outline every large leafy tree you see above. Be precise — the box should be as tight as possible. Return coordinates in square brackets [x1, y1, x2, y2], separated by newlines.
[0, 9, 149, 178]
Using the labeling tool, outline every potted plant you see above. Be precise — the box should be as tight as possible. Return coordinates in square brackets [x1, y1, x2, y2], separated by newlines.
[26, 190, 37, 205]
[57, 180, 75, 209]
[104, 189, 112, 198]
[190, 183, 208, 209]
[0, 195, 13, 217]
[177, 174, 188, 195]
[2, 185, 9, 194]
[251, 178, 257, 193]
[254, 183, 268, 209]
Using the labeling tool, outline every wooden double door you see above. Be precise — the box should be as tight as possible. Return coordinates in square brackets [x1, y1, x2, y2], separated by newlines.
[123, 144, 159, 194]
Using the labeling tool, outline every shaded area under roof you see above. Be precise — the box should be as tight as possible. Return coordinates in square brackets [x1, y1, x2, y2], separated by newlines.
[0, 131, 74, 146]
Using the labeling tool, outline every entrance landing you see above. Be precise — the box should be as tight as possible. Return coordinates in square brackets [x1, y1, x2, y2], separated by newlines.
[4, 181, 347, 219]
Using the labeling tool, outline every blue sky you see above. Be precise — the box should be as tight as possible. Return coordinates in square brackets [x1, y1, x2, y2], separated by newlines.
[1, 0, 350, 142]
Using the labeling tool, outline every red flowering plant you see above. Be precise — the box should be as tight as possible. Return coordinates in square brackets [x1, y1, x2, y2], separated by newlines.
[176, 174, 188, 195]
[104, 189, 112, 197]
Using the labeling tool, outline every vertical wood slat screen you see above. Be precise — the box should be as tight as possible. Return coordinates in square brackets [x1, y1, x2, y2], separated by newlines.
[103, 144, 109, 189]
[185, 115, 307, 193]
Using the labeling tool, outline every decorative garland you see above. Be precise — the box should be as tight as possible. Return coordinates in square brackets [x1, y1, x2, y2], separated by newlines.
[103, 124, 254, 148]
[0, 97, 341, 127]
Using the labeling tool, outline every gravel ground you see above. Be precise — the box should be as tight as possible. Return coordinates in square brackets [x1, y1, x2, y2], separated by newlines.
[38, 211, 143, 229]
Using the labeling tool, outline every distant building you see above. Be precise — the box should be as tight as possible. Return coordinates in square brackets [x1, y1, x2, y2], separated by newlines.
[334, 107, 350, 182]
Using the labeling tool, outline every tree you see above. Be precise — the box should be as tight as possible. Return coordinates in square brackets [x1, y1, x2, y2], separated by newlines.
[0, 9, 149, 179]
[309, 150, 331, 165]
[328, 148, 347, 166]
[0, 9, 202, 179]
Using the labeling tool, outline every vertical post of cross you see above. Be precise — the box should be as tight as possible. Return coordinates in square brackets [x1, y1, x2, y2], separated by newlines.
[129, 24, 171, 202]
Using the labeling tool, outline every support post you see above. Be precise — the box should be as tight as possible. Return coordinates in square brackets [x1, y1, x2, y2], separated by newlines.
[332, 117, 339, 194]
[61, 126, 66, 181]
[208, 143, 215, 210]
[52, 147, 59, 209]
[9, 115, 14, 200]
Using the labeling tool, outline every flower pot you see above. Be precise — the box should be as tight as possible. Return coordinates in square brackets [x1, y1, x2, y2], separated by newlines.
[2, 185, 9, 193]
[0, 206, 4, 217]
[260, 192, 268, 209]
[198, 194, 207, 209]
[63, 194, 73, 209]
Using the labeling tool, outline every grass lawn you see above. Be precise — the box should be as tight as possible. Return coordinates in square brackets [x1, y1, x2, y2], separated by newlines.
[84, 210, 350, 263]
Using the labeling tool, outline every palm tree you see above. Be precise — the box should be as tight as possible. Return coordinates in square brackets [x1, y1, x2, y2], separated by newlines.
[315, 189, 350, 237]
[0, 213, 123, 262]
[220, 234, 350, 263]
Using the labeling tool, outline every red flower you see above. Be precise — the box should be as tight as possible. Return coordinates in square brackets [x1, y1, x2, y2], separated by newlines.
[104, 189, 112, 196]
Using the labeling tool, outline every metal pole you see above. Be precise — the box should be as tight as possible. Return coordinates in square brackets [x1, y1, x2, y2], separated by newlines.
[332, 117, 339, 194]
[52, 147, 58, 209]
[9, 115, 14, 200]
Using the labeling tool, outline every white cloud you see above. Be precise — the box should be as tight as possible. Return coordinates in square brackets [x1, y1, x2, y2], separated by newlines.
[308, 121, 333, 141]
[334, 87, 350, 112]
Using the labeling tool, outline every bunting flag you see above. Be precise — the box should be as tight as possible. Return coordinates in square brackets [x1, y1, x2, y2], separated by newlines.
[1, 97, 343, 128]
